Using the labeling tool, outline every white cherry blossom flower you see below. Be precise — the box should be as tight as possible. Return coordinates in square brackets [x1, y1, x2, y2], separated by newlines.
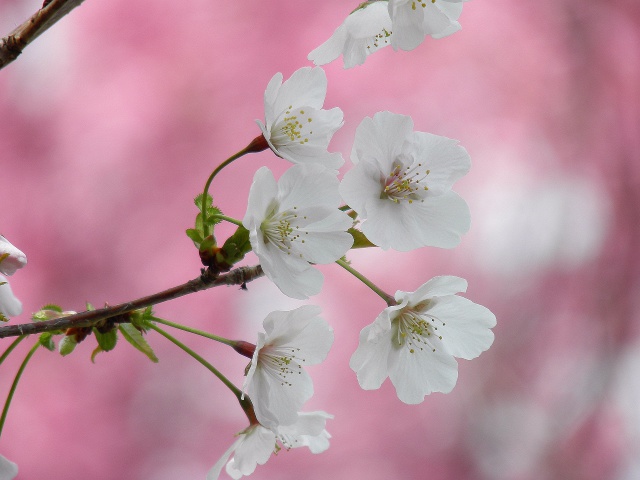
[339, 111, 470, 251]
[243, 306, 334, 430]
[243, 164, 353, 299]
[257, 67, 344, 169]
[0, 455, 18, 480]
[0, 274, 22, 321]
[350, 276, 495, 404]
[207, 411, 333, 480]
[389, 0, 464, 51]
[308, 1, 393, 69]
[0, 236, 27, 276]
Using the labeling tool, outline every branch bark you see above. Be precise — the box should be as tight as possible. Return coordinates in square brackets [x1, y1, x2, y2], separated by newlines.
[0, 0, 85, 71]
[0, 265, 264, 339]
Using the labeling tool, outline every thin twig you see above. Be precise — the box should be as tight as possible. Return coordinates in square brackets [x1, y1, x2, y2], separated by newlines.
[0, 265, 264, 339]
[0, 0, 85, 71]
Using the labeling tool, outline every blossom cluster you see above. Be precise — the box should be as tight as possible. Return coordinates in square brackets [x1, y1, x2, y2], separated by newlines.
[207, 59, 494, 478]
[0, 1, 494, 478]
[309, 0, 467, 68]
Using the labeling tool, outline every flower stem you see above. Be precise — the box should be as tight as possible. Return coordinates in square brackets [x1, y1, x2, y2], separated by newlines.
[0, 341, 39, 438]
[147, 323, 242, 400]
[0, 335, 25, 366]
[201, 135, 268, 238]
[336, 258, 396, 306]
[211, 214, 243, 227]
[150, 316, 236, 347]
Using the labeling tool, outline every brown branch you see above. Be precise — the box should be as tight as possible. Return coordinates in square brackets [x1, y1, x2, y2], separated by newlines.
[0, 265, 264, 339]
[0, 0, 85, 71]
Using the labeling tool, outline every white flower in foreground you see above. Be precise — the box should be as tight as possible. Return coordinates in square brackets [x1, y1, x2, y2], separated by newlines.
[257, 67, 344, 169]
[243, 306, 334, 430]
[0, 236, 27, 276]
[243, 164, 353, 299]
[207, 411, 333, 480]
[308, 1, 393, 69]
[350, 276, 495, 404]
[340, 111, 470, 251]
[389, 0, 464, 51]
[0, 454, 18, 480]
[0, 274, 22, 321]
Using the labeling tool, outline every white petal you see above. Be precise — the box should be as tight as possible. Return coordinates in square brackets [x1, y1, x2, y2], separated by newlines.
[390, 343, 458, 403]
[404, 131, 471, 195]
[263, 306, 334, 364]
[350, 324, 396, 390]
[271, 67, 327, 116]
[249, 360, 314, 429]
[308, 24, 348, 66]
[420, 2, 461, 37]
[228, 426, 275, 478]
[242, 167, 278, 231]
[0, 275, 22, 318]
[278, 164, 341, 210]
[207, 436, 244, 480]
[257, 243, 324, 299]
[339, 159, 382, 216]
[0, 236, 27, 276]
[401, 275, 468, 302]
[389, 0, 426, 51]
[428, 295, 496, 360]
[0, 455, 18, 480]
[263, 73, 283, 128]
[406, 191, 471, 249]
[351, 112, 413, 167]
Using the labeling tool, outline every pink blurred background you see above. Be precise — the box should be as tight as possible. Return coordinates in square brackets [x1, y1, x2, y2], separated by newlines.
[1, 0, 640, 478]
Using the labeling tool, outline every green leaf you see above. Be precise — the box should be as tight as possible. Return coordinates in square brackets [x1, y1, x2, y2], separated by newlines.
[39, 333, 55, 351]
[90, 346, 104, 363]
[129, 307, 154, 330]
[58, 335, 78, 356]
[220, 226, 252, 265]
[40, 304, 63, 313]
[194, 193, 213, 210]
[119, 324, 158, 363]
[94, 328, 118, 352]
[348, 228, 377, 249]
[186, 228, 203, 248]
[86, 302, 95, 311]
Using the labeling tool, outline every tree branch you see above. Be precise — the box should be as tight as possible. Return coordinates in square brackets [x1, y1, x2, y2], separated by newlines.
[0, 265, 264, 339]
[0, 0, 85, 71]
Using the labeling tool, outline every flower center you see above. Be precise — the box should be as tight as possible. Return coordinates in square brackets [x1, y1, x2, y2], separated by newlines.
[366, 28, 393, 51]
[260, 346, 304, 387]
[261, 205, 308, 258]
[380, 158, 431, 204]
[411, 0, 436, 10]
[392, 303, 445, 354]
[271, 105, 314, 146]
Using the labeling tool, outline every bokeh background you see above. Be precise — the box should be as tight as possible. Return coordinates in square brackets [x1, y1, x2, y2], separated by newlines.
[1, 0, 639, 478]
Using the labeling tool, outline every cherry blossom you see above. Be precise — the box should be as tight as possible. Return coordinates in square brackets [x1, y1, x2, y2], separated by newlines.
[340, 111, 470, 251]
[388, 0, 464, 51]
[243, 164, 353, 299]
[0, 455, 18, 480]
[0, 274, 22, 321]
[207, 411, 333, 480]
[0, 236, 27, 276]
[243, 306, 334, 429]
[350, 276, 495, 404]
[308, 1, 393, 69]
[257, 67, 344, 169]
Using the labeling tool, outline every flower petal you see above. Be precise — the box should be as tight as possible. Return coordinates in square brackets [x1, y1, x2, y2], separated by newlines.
[428, 295, 496, 360]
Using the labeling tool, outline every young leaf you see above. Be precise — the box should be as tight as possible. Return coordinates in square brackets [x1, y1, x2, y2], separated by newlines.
[39, 333, 55, 351]
[58, 335, 78, 356]
[94, 328, 118, 352]
[186, 228, 203, 248]
[119, 324, 158, 363]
